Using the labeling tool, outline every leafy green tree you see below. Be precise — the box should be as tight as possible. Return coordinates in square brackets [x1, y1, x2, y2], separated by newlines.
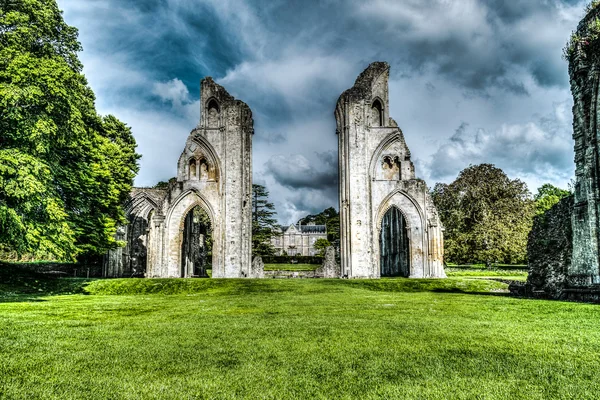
[298, 207, 340, 242]
[252, 184, 278, 256]
[313, 238, 331, 256]
[0, 0, 139, 261]
[534, 183, 571, 216]
[431, 164, 535, 265]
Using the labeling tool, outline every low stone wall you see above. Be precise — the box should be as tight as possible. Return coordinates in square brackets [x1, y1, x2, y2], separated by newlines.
[265, 270, 318, 278]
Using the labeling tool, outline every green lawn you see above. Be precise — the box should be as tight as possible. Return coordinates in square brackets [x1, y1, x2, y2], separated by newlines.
[446, 268, 528, 282]
[1, 275, 600, 399]
[264, 263, 318, 271]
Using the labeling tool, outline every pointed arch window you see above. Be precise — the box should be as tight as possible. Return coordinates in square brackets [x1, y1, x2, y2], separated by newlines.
[189, 158, 197, 179]
[207, 99, 220, 128]
[372, 99, 383, 127]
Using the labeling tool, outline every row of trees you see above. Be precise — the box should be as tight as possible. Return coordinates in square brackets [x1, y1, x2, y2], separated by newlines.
[0, 1, 140, 261]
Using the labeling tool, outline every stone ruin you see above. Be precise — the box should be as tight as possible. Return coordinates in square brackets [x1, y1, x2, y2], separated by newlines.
[103, 77, 254, 278]
[105, 62, 445, 280]
[335, 62, 445, 279]
[315, 247, 340, 278]
[524, 6, 600, 301]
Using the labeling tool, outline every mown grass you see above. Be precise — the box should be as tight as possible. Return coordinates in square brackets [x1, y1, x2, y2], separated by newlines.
[446, 268, 528, 282]
[264, 263, 319, 271]
[2, 273, 600, 399]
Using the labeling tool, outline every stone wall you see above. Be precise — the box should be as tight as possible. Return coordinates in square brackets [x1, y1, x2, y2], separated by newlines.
[526, 196, 573, 299]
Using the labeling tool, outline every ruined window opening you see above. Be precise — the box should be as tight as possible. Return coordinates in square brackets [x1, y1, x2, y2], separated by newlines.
[207, 99, 220, 128]
[380, 206, 409, 277]
[372, 99, 383, 127]
[382, 155, 401, 180]
[199, 158, 209, 180]
[189, 158, 197, 179]
[181, 205, 212, 278]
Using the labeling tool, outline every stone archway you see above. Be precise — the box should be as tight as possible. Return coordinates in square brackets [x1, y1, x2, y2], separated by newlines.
[374, 191, 426, 278]
[164, 190, 220, 278]
[180, 205, 212, 278]
[380, 206, 410, 277]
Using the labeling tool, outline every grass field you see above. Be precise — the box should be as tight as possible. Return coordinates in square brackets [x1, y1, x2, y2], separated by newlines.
[2, 266, 600, 399]
[264, 263, 319, 271]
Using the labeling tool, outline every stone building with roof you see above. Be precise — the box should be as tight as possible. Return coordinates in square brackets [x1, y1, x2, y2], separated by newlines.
[271, 223, 327, 256]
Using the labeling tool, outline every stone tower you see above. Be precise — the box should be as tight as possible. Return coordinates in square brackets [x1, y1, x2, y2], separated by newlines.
[335, 62, 445, 279]
[568, 6, 600, 286]
[104, 77, 254, 278]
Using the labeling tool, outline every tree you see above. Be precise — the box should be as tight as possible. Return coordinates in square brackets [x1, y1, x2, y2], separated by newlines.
[298, 207, 340, 242]
[252, 184, 278, 256]
[431, 164, 535, 265]
[534, 183, 571, 216]
[0, 1, 140, 261]
[313, 238, 331, 256]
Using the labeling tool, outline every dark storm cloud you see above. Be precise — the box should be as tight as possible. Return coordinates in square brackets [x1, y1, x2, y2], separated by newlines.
[265, 151, 338, 191]
[60, 0, 586, 222]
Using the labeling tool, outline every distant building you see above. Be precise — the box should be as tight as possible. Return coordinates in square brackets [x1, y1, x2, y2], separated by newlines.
[271, 222, 327, 256]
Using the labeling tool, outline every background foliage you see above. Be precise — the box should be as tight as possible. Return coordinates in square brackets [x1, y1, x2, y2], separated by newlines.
[432, 164, 535, 265]
[252, 184, 278, 257]
[0, 0, 139, 261]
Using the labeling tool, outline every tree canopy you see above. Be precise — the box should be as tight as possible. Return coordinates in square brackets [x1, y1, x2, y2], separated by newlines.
[534, 183, 571, 216]
[0, 0, 140, 261]
[313, 238, 331, 256]
[252, 184, 278, 257]
[431, 164, 535, 265]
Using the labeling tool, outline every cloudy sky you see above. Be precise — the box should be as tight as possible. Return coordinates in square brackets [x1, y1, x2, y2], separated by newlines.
[60, 0, 584, 224]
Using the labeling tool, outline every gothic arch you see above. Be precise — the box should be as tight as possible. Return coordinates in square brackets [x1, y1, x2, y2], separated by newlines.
[369, 132, 406, 179]
[206, 98, 220, 128]
[164, 189, 220, 277]
[371, 97, 384, 127]
[177, 135, 222, 186]
[125, 193, 159, 220]
[372, 190, 426, 278]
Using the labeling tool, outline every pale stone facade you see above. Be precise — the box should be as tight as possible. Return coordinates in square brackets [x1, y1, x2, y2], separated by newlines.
[336, 62, 445, 279]
[103, 77, 254, 278]
[271, 223, 327, 256]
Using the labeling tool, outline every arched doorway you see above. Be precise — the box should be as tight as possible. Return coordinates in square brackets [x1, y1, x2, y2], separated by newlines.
[380, 206, 410, 277]
[181, 205, 213, 277]
[127, 214, 148, 277]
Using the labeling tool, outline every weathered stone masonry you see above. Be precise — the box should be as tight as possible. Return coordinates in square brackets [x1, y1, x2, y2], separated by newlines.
[525, 6, 600, 301]
[104, 77, 254, 278]
[336, 62, 445, 279]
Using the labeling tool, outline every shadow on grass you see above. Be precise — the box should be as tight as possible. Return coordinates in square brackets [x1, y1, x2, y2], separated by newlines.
[0, 262, 93, 303]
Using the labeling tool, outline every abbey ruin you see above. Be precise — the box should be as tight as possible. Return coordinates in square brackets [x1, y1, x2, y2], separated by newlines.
[526, 5, 600, 301]
[104, 77, 254, 278]
[104, 63, 445, 279]
[336, 62, 445, 279]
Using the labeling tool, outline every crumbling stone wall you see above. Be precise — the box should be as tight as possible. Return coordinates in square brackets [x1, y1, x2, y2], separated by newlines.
[522, 6, 600, 302]
[526, 196, 573, 299]
[568, 6, 600, 285]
